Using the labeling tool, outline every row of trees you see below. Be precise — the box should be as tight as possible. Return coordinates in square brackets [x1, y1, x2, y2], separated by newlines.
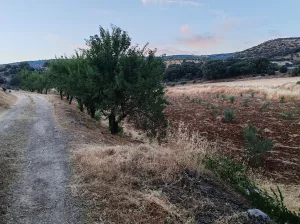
[163, 58, 280, 82]
[20, 25, 167, 136]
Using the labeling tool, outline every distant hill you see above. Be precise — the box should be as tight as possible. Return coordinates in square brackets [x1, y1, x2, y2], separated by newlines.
[164, 53, 234, 61]
[9, 60, 48, 69]
[234, 37, 300, 60]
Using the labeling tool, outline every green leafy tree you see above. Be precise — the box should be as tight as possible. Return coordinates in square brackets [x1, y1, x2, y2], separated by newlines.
[279, 65, 288, 73]
[85, 25, 167, 135]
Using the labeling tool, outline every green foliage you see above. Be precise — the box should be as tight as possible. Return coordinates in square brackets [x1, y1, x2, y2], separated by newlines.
[263, 93, 267, 100]
[260, 101, 271, 111]
[205, 102, 210, 109]
[243, 99, 249, 107]
[240, 93, 243, 97]
[20, 25, 167, 137]
[211, 107, 217, 119]
[216, 93, 219, 98]
[196, 98, 202, 104]
[229, 96, 235, 104]
[181, 81, 187, 85]
[281, 111, 294, 120]
[267, 70, 275, 75]
[204, 156, 300, 223]
[185, 96, 190, 102]
[297, 81, 300, 85]
[224, 109, 234, 123]
[279, 65, 288, 73]
[280, 95, 285, 103]
[221, 94, 226, 99]
[243, 124, 273, 167]
[251, 92, 255, 98]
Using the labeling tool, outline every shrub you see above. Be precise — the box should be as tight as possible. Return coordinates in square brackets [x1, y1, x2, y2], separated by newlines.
[297, 81, 300, 85]
[260, 101, 270, 111]
[197, 98, 202, 104]
[181, 81, 187, 85]
[279, 65, 288, 73]
[204, 156, 300, 223]
[211, 107, 217, 119]
[267, 70, 275, 75]
[192, 80, 196, 84]
[224, 109, 234, 123]
[281, 111, 293, 120]
[251, 92, 255, 98]
[185, 96, 190, 102]
[240, 93, 243, 97]
[280, 95, 285, 103]
[221, 94, 226, 99]
[243, 99, 249, 107]
[243, 124, 274, 167]
[216, 93, 220, 98]
[263, 93, 267, 99]
[205, 102, 210, 109]
[229, 96, 235, 104]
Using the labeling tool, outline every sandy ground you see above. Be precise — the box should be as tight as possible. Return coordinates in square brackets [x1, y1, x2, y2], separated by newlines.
[0, 92, 79, 224]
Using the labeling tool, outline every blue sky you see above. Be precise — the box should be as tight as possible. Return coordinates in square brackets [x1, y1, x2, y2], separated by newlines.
[1, 0, 300, 63]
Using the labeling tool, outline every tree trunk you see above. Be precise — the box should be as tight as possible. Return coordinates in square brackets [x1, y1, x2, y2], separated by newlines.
[45, 89, 48, 95]
[69, 96, 73, 105]
[78, 100, 84, 112]
[109, 112, 119, 134]
[60, 91, 63, 100]
[67, 94, 70, 100]
[89, 103, 96, 119]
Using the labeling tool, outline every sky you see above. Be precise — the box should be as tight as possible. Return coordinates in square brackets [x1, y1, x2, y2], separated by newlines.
[1, 0, 300, 64]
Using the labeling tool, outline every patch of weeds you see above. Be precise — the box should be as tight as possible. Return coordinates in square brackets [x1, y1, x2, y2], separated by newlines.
[263, 93, 267, 100]
[221, 94, 226, 99]
[181, 81, 187, 85]
[211, 107, 217, 119]
[296, 81, 300, 85]
[229, 96, 235, 104]
[243, 99, 249, 107]
[185, 96, 190, 102]
[224, 109, 234, 123]
[197, 98, 202, 104]
[178, 106, 183, 110]
[280, 95, 285, 103]
[240, 93, 243, 97]
[281, 111, 294, 120]
[251, 92, 255, 98]
[205, 102, 211, 109]
[216, 93, 220, 98]
[243, 124, 273, 167]
[191, 98, 196, 103]
[204, 156, 300, 224]
[94, 111, 101, 121]
[260, 101, 271, 111]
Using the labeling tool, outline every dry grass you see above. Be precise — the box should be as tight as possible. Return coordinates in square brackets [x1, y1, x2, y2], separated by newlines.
[0, 91, 17, 113]
[168, 77, 300, 101]
[71, 124, 216, 223]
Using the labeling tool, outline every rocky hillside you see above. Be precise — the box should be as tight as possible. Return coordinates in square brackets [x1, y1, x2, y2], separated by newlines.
[234, 37, 300, 59]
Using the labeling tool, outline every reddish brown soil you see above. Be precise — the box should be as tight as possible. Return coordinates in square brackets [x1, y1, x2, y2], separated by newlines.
[165, 92, 300, 184]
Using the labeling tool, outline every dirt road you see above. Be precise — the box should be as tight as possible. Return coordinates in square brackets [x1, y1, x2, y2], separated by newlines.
[0, 92, 78, 224]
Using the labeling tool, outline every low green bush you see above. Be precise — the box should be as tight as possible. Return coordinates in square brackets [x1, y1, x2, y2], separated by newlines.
[260, 101, 271, 111]
[243, 124, 273, 167]
[204, 156, 300, 224]
[224, 109, 234, 123]
[281, 111, 293, 120]
[229, 96, 235, 104]
[243, 99, 249, 107]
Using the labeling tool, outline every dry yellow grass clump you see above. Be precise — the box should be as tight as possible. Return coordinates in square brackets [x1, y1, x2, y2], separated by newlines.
[0, 91, 17, 112]
[71, 126, 218, 223]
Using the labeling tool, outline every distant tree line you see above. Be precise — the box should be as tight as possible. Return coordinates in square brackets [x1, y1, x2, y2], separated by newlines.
[19, 25, 167, 136]
[163, 58, 280, 82]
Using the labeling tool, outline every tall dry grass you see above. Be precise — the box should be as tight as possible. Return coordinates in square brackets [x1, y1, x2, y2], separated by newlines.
[71, 124, 216, 223]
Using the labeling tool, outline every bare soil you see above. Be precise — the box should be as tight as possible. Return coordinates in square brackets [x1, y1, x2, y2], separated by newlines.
[165, 92, 300, 184]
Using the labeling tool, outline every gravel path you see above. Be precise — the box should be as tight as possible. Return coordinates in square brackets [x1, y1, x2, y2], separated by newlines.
[0, 92, 78, 224]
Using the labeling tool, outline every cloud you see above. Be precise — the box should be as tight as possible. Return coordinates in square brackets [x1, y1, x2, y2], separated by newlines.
[177, 34, 217, 47]
[180, 24, 191, 34]
[142, 0, 202, 7]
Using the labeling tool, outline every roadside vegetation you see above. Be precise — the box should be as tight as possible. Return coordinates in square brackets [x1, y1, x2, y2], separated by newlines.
[18, 25, 300, 223]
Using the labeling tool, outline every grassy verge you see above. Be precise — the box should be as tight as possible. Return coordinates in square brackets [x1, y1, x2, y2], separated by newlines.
[204, 156, 300, 223]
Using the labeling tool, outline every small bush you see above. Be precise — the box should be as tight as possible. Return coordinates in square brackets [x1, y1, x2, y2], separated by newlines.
[197, 98, 202, 104]
[263, 93, 267, 100]
[229, 96, 235, 104]
[279, 65, 288, 73]
[240, 93, 243, 97]
[170, 83, 175, 87]
[280, 95, 285, 103]
[221, 94, 226, 99]
[243, 99, 249, 107]
[297, 81, 300, 85]
[281, 111, 293, 120]
[267, 70, 275, 75]
[260, 101, 270, 111]
[185, 96, 190, 102]
[243, 124, 274, 167]
[181, 81, 187, 85]
[251, 92, 255, 98]
[216, 93, 220, 98]
[95, 111, 101, 121]
[224, 109, 234, 123]
[205, 102, 210, 109]
[204, 156, 300, 223]
[211, 107, 217, 119]
[191, 98, 196, 103]
[192, 80, 196, 84]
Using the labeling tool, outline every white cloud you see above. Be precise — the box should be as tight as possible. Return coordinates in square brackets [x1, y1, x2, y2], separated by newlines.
[142, 0, 202, 7]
